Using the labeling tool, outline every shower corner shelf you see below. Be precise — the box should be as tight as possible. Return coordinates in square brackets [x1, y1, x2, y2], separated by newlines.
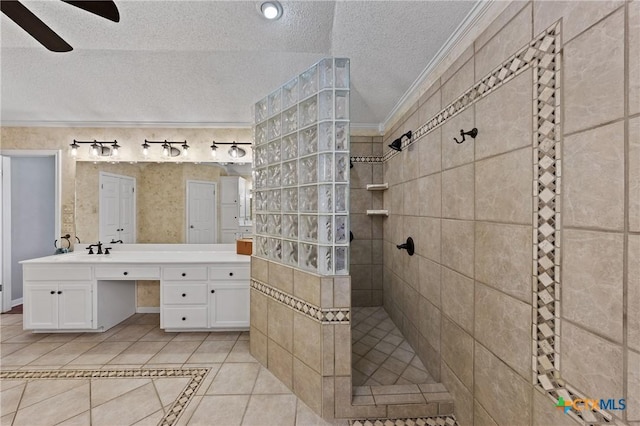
[366, 209, 389, 216]
[366, 183, 389, 191]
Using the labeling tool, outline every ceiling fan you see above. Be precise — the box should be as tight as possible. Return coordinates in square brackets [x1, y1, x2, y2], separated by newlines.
[1, 0, 119, 52]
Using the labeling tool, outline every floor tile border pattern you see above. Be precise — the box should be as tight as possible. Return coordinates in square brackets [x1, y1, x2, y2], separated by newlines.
[251, 279, 350, 324]
[377, 22, 616, 424]
[0, 367, 210, 426]
[348, 416, 458, 426]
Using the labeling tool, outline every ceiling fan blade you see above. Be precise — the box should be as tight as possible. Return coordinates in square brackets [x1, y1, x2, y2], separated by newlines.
[61, 1, 120, 22]
[0, 1, 72, 52]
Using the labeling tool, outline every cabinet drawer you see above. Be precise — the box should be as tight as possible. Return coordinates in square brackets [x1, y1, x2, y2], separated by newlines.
[24, 266, 92, 281]
[209, 266, 250, 281]
[163, 267, 207, 281]
[163, 306, 207, 328]
[163, 283, 207, 305]
[95, 266, 160, 280]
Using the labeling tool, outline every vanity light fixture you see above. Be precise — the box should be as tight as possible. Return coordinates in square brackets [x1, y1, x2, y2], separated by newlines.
[111, 141, 121, 157]
[209, 141, 251, 158]
[388, 130, 412, 152]
[142, 139, 187, 158]
[229, 141, 246, 158]
[260, 1, 282, 20]
[70, 139, 118, 158]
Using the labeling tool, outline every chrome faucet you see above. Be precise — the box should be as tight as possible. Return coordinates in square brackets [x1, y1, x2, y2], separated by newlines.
[86, 241, 103, 254]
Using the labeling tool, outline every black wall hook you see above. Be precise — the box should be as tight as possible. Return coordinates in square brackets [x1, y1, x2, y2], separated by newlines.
[453, 128, 478, 144]
[396, 237, 415, 256]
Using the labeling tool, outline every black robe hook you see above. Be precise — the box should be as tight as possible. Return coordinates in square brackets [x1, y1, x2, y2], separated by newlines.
[453, 128, 478, 144]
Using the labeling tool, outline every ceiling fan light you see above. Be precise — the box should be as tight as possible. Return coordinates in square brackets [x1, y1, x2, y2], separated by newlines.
[261, 1, 282, 20]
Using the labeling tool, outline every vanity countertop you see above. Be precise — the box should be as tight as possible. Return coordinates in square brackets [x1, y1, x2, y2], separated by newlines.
[21, 244, 251, 265]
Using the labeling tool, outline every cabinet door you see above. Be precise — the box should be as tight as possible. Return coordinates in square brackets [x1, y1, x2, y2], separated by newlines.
[209, 285, 249, 328]
[220, 177, 239, 204]
[220, 230, 238, 244]
[221, 204, 239, 229]
[24, 283, 58, 329]
[58, 283, 93, 329]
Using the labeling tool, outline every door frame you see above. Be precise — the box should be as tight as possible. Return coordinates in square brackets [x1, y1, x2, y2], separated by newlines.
[0, 150, 61, 312]
[99, 171, 137, 244]
[186, 180, 217, 243]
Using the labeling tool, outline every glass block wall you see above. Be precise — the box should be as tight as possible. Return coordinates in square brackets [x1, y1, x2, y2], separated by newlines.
[253, 58, 350, 275]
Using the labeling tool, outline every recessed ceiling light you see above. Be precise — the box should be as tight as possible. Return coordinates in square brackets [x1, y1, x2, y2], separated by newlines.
[260, 1, 282, 20]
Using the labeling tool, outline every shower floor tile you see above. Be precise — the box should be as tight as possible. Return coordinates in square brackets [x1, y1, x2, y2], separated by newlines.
[351, 307, 436, 387]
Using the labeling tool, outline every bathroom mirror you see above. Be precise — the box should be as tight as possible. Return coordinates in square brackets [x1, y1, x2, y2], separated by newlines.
[74, 161, 252, 244]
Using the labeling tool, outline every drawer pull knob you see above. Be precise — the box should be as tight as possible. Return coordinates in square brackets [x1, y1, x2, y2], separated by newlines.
[57, 291, 62, 294]
[182, 293, 186, 297]
[123, 272, 128, 276]
[229, 272, 234, 276]
[182, 317, 186, 321]
[211, 289, 215, 294]
[50, 290, 55, 294]
[181, 273, 186, 277]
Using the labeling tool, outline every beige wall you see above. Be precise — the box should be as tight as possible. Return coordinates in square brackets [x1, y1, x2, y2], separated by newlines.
[349, 136, 384, 306]
[381, 1, 637, 425]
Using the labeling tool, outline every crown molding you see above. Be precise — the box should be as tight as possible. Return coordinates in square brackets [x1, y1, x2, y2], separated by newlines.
[0, 120, 254, 129]
[381, 0, 505, 133]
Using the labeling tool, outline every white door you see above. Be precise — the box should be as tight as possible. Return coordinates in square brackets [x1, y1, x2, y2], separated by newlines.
[100, 173, 136, 244]
[0, 157, 6, 311]
[209, 285, 250, 327]
[119, 178, 135, 243]
[100, 174, 119, 243]
[187, 181, 216, 244]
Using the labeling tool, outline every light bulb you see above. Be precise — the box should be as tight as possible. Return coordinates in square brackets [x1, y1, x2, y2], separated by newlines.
[182, 147, 188, 157]
[230, 147, 238, 158]
[163, 146, 169, 157]
[71, 146, 77, 156]
[211, 148, 217, 158]
[91, 145, 99, 156]
[112, 147, 119, 156]
[143, 147, 149, 156]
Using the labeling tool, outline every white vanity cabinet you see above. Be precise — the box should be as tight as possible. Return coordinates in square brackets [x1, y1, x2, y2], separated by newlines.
[161, 266, 209, 330]
[208, 265, 250, 328]
[21, 246, 250, 333]
[160, 263, 250, 331]
[23, 267, 93, 330]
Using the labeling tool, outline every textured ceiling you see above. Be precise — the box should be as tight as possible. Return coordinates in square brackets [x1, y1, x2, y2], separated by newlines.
[0, 0, 477, 129]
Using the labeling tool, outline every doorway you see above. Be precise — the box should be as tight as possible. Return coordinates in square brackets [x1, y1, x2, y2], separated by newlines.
[186, 180, 217, 243]
[0, 152, 60, 312]
[99, 172, 136, 244]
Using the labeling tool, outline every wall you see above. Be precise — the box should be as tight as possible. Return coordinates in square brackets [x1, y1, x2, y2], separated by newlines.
[381, 1, 638, 425]
[10, 157, 56, 301]
[349, 136, 384, 306]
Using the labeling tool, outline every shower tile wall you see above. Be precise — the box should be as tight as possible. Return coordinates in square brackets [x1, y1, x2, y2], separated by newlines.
[350, 136, 384, 306]
[380, 1, 637, 425]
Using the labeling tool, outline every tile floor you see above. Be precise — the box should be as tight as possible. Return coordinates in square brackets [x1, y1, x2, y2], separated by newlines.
[0, 313, 347, 426]
[351, 307, 435, 387]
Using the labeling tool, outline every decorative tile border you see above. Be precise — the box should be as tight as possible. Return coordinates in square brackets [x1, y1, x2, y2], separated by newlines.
[378, 22, 618, 424]
[351, 155, 383, 164]
[0, 368, 209, 426]
[251, 279, 350, 324]
[349, 415, 458, 426]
